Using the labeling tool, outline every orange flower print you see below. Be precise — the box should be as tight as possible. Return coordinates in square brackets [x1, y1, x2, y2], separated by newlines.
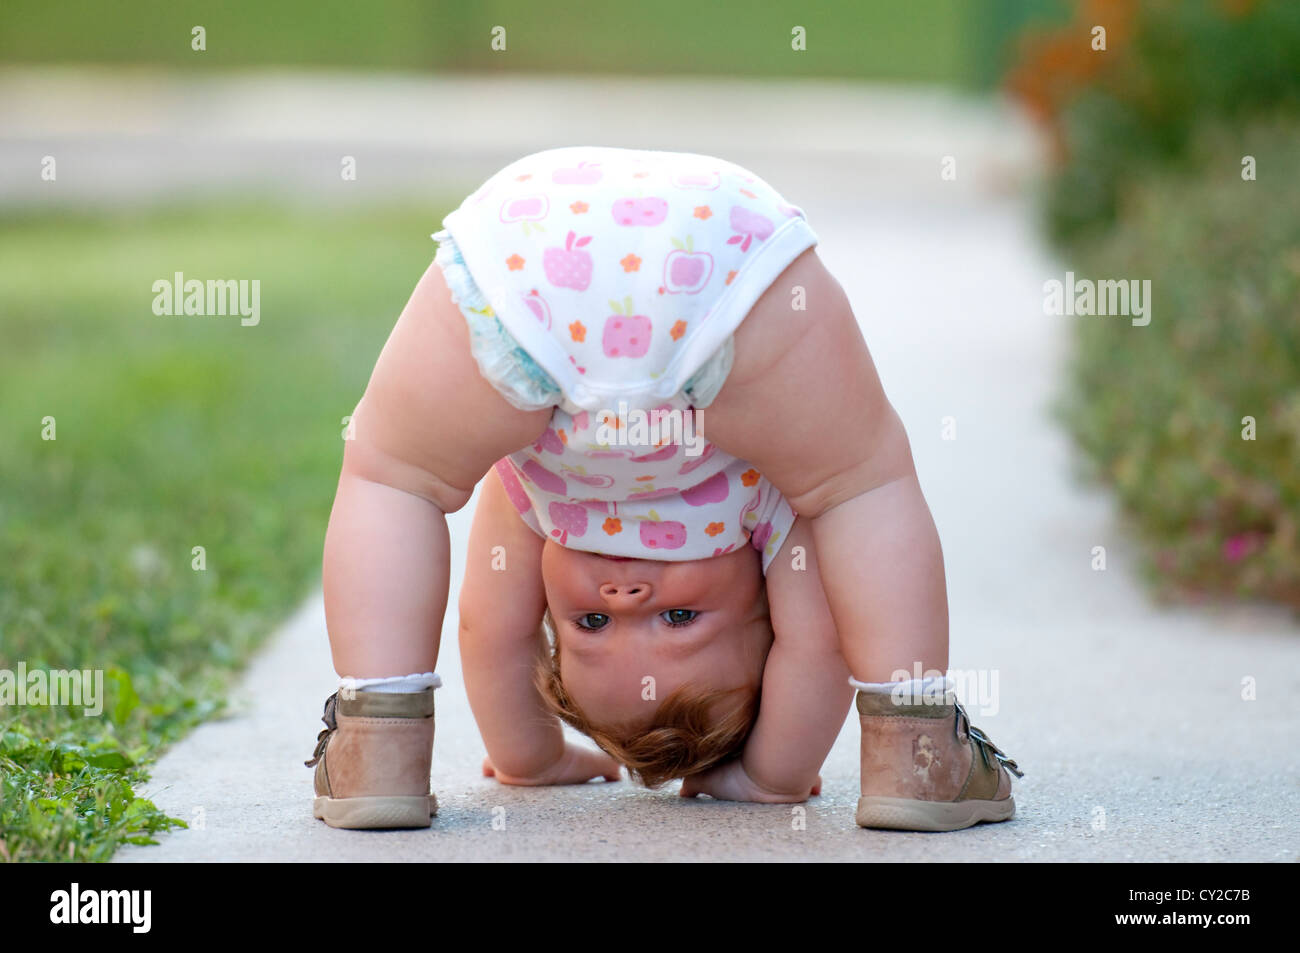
[570, 200, 589, 214]
[506, 254, 525, 271]
[739, 188, 756, 199]
[741, 468, 760, 487]
[569, 320, 586, 342]
[635, 475, 654, 482]
[725, 270, 737, 285]
[670, 320, 687, 341]
[620, 253, 642, 272]
[693, 205, 712, 220]
[558, 429, 568, 444]
[516, 174, 532, 181]
[705, 521, 725, 537]
[603, 517, 622, 535]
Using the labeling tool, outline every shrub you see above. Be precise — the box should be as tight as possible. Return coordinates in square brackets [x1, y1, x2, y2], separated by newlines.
[1006, 0, 1300, 240]
[1053, 116, 1300, 607]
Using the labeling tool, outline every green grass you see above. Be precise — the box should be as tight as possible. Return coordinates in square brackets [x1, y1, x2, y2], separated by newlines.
[0, 0, 1069, 88]
[0, 199, 448, 860]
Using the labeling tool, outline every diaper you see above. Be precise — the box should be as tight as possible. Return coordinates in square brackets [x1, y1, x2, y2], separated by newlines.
[432, 145, 818, 416]
[433, 227, 735, 414]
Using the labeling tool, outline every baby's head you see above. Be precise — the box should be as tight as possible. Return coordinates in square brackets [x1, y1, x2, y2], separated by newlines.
[533, 540, 773, 786]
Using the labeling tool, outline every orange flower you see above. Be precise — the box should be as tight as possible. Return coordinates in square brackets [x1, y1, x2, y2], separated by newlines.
[739, 188, 756, 199]
[705, 521, 725, 537]
[670, 320, 687, 341]
[506, 254, 525, 271]
[570, 201, 589, 214]
[569, 320, 586, 342]
[693, 205, 712, 220]
[558, 429, 568, 444]
[603, 517, 622, 535]
[620, 253, 642, 272]
[725, 270, 737, 285]
[515, 174, 532, 181]
[741, 468, 760, 487]
[635, 475, 654, 482]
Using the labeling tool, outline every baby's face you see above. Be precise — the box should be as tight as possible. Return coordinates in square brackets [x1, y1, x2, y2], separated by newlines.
[541, 541, 772, 730]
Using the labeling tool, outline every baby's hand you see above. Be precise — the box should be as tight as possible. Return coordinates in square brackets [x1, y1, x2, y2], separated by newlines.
[481, 743, 622, 786]
[679, 759, 821, 803]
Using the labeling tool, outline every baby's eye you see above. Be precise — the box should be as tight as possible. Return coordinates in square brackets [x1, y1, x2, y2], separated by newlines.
[575, 613, 611, 631]
[661, 609, 697, 627]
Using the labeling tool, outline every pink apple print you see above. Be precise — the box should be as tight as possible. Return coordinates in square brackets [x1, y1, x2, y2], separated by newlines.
[750, 521, 774, 552]
[777, 202, 806, 219]
[727, 207, 775, 252]
[640, 519, 687, 550]
[677, 442, 716, 474]
[523, 289, 551, 329]
[578, 500, 611, 514]
[549, 502, 589, 544]
[493, 460, 532, 514]
[533, 427, 563, 455]
[629, 444, 675, 463]
[544, 231, 593, 290]
[611, 197, 668, 226]
[522, 459, 566, 495]
[681, 470, 729, 506]
[571, 411, 589, 431]
[587, 447, 635, 459]
[603, 296, 651, 358]
[670, 170, 720, 190]
[552, 161, 602, 185]
[629, 486, 679, 502]
[500, 194, 549, 223]
[570, 472, 615, 489]
[663, 235, 713, 294]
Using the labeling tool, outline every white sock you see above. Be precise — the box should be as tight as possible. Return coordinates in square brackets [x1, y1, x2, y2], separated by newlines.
[339, 672, 442, 694]
[849, 674, 954, 704]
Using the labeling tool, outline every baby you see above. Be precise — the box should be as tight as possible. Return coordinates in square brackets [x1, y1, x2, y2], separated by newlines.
[306, 146, 1022, 832]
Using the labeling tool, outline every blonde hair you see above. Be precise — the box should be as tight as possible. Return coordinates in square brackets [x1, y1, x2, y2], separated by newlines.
[532, 608, 762, 788]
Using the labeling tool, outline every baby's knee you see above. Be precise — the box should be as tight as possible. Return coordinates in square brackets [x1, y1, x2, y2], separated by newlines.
[340, 412, 476, 514]
[785, 405, 916, 519]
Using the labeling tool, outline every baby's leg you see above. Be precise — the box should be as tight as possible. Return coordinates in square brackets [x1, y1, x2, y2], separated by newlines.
[700, 248, 947, 683]
[323, 260, 552, 677]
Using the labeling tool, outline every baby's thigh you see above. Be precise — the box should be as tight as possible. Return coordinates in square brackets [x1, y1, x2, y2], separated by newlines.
[345, 260, 553, 511]
[700, 249, 911, 518]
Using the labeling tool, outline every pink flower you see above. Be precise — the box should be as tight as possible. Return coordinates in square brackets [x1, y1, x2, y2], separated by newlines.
[1222, 533, 1259, 563]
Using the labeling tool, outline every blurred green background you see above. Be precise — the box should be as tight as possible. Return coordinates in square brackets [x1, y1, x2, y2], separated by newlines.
[1, 0, 1069, 87]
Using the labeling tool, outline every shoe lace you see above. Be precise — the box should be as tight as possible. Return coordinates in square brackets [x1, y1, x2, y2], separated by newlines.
[304, 691, 339, 768]
[955, 701, 1024, 779]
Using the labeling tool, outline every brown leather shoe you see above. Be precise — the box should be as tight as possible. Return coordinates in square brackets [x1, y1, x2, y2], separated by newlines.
[305, 688, 438, 829]
[855, 689, 1023, 831]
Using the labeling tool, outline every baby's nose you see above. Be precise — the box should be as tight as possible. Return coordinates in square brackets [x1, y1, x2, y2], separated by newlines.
[599, 581, 653, 605]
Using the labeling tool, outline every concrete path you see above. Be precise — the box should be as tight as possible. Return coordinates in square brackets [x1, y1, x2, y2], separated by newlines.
[11, 69, 1285, 862]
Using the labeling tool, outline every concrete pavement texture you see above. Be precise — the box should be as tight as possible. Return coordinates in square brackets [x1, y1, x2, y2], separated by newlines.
[11, 69, 1287, 862]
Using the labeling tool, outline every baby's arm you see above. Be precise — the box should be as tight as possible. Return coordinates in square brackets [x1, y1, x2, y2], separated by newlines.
[680, 517, 853, 802]
[459, 467, 621, 785]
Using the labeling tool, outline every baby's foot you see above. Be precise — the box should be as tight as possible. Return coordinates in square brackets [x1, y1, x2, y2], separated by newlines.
[304, 688, 439, 829]
[855, 688, 1022, 831]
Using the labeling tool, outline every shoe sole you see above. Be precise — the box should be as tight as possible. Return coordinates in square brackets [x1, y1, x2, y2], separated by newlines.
[856, 795, 1015, 832]
[313, 794, 438, 830]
